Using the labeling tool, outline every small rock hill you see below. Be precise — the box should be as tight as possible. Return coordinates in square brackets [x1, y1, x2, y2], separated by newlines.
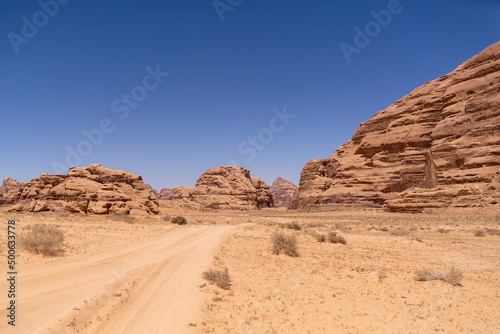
[161, 165, 274, 210]
[10, 164, 159, 214]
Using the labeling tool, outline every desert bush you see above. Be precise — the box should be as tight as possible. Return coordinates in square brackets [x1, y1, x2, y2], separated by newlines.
[284, 222, 302, 230]
[271, 232, 299, 257]
[390, 227, 412, 236]
[306, 230, 326, 243]
[473, 229, 486, 237]
[20, 224, 64, 256]
[414, 266, 463, 286]
[379, 227, 389, 232]
[327, 232, 347, 245]
[109, 213, 136, 224]
[202, 268, 231, 290]
[171, 216, 188, 225]
[485, 228, 500, 236]
[334, 223, 351, 232]
[437, 228, 452, 233]
[163, 215, 172, 222]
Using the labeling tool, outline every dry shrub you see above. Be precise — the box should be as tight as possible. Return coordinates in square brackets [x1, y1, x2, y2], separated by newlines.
[284, 222, 302, 230]
[390, 227, 412, 236]
[306, 230, 326, 243]
[414, 266, 463, 286]
[328, 232, 347, 245]
[272, 232, 299, 257]
[379, 227, 389, 232]
[485, 228, 500, 236]
[109, 213, 136, 224]
[473, 229, 486, 237]
[203, 268, 231, 290]
[171, 216, 188, 225]
[437, 228, 452, 233]
[20, 224, 64, 256]
[334, 223, 351, 232]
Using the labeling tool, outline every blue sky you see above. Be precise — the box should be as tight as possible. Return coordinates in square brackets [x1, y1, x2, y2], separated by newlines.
[1, 0, 499, 190]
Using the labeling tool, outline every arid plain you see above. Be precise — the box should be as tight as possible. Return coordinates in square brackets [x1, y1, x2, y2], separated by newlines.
[1, 207, 498, 334]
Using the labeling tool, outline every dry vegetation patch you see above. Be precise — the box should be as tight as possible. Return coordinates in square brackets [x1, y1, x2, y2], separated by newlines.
[271, 232, 299, 257]
[203, 268, 231, 290]
[20, 223, 64, 256]
[414, 266, 463, 286]
[202, 211, 500, 333]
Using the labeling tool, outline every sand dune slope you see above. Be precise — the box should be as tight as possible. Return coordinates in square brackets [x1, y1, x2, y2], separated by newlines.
[0, 225, 232, 334]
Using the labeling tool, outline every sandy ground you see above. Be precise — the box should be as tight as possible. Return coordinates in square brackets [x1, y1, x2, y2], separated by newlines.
[199, 210, 500, 334]
[0, 209, 499, 333]
[0, 211, 233, 333]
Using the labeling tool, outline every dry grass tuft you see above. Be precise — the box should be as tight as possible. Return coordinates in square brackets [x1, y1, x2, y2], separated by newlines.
[390, 227, 412, 236]
[485, 228, 500, 236]
[327, 231, 347, 245]
[271, 232, 299, 257]
[306, 230, 326, 243]
[171, 216, 188, 225]
[473, 229, 486, 237]
[284, 222, 302, 230]
[437, 228, 452, 233]
[334, 223, 351, 232]
[20, 223, 64, 256]
[414, 266, 463, 286]
[203, 268, 231, 290]
[109, 214, 136, 224]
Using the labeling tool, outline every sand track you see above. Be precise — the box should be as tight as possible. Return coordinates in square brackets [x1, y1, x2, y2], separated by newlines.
[1, 225, 233, 334]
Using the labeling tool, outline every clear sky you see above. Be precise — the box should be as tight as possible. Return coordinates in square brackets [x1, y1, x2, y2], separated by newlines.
[1, 0, 499, 190]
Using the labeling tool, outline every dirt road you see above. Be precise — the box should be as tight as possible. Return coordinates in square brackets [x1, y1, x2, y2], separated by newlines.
[1, 225, 233, 334]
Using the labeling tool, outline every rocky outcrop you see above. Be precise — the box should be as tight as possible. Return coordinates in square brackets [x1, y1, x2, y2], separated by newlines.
[160, 166, 274, 210]
[10, 164, 159, 214]
[270, 177, 298, 207]
[0, 178, 21, 205]
[159, 188, 174, 200]
[290, 41, 500, 212]
[146, 184, 160, 199]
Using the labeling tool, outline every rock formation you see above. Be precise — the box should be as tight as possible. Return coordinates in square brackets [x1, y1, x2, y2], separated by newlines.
[160, 166, 274, 210]
[146, 184, 160, 199]
[290, 41, 500, 212]
[270, 177, 298, 207]
[10, 164, 159, 214]
[159, 188, 174, 200]
[0, 178, 21, 205]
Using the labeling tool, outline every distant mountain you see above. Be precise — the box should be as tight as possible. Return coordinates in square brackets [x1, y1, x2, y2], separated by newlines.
[270, 177, 298, 208]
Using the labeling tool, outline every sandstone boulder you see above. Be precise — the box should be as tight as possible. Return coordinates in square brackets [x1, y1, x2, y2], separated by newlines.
[290, 41, 500, 212]
[10, 164, 159, 214]
[0, 178, 21, 205]
[270, 177, 298, 207]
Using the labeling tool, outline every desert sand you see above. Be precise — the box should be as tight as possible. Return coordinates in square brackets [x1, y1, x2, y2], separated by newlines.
[0, 208, 499, 333]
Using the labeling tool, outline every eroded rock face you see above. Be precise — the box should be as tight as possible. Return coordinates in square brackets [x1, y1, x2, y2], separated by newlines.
[160, 166, 274, 210]
[0, 178, 21, 205]
[146, 184, 160, 199]
[10, 164, 159, 214]
[159, 188, 174, 200]
[270, 177, 298, 207]
[290, 41, 500, 212]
